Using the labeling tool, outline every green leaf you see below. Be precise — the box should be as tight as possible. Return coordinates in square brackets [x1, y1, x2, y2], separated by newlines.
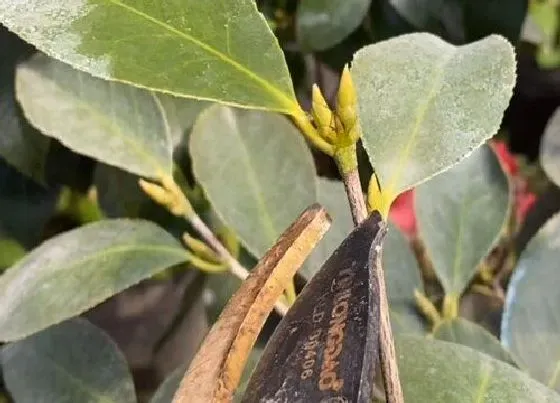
[384, 221, 426, 334]
[352, 33, 515, 206]
[396, 335, 560, 402]
[296, 0, 371, 51]
[301, 178, 353, 279]
[0, 219, 188, 341]
[150, 366, 185, 403]
[94, 163, 149, 218]
[415, 145, 510, 296]
[388, 0, 462, 41]
[157, 94, 210, 147]
[0, 0, 297, 114]
[540, 107, 560, 187]
[0, 238, 25, 271]
[434, 318, 516, 365]
[16, 53, 174, 178]
[190, 105, 317, 258]
[0, 29, 50, 182]
[502, 212, 560, 392]
[388, 0, 527, 44]
[1, 318, 136, 403]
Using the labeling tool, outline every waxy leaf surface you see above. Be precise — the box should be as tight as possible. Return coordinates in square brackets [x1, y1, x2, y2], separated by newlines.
[352, 33, 515, 206]
[0, 0, 297, 113]
[396, 335, 560, 402]
[16, 54, 173, 178]
[0, 219, 187, 341]
[502, 213, 560, 392]
[190, 105, 316, 258]
[416, 145, 510, 296]
[1, 319, 136, 403]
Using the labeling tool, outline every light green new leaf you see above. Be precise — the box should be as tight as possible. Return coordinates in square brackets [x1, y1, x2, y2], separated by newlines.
[352, 33, 515, 208]
[1, 318, 136, 403]
[502, 213, 560, 392]
[396, 335, 560, 402]
[16, 53, 173, 178]
[190, 105, 317, 258]
[296, 0, 371, 51]
[434, 318, 517, 365]
[0, 219, 188, 341]
[301, 178, 353, 279]
[416, 145, 510, 296]
[0, 0, 297, 114]
[540, 107, 560, 187]
[384, 221, 426, 334]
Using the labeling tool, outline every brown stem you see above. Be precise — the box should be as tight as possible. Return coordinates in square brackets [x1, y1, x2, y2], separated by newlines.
[343, 168, 404, 403]
[377, 251, 405, 403]
[188, 214, 289, 316]
[342, 169, 368, 225]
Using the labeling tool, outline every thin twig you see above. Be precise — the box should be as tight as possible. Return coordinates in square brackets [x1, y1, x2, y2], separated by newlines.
[343, 169, 404, 403]
[188, 214, 289, 316]
[342, 169, 368, 225]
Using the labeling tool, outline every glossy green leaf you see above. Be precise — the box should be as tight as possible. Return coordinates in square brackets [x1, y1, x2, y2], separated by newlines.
[0, 28, 50, 182]
[502, 213, 560, 392]
[415, 145, 510, 296]
[396, 335, 560, 402]
[150, 366, 185, 403]
[1, 318, 136, 403]
[190, 105, 316, 258]
[296, 0, 371, 51]
[352, 33, 515, 205]
[384, 221, 426, 334]
[301, 178, 353, 279]
[434, 318, 516, 365]
[540, 107, 560, 187]
[0, 219, 188, 341]
[16, 53, 174, 178]
[0, 0, 297, 114]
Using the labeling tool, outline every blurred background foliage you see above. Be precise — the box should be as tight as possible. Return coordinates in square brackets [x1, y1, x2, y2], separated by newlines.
[3, 0, 560, 401]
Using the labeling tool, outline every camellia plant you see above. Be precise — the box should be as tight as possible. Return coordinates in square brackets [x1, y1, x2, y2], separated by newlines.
[0, 1, 560, 402]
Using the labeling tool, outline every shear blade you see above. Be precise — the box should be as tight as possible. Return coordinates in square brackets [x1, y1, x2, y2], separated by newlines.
[242, 212, 387, 403]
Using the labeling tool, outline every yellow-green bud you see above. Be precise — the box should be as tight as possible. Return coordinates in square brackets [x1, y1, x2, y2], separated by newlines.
[336, 65, 358, 132]
[311, 84, 336, 142]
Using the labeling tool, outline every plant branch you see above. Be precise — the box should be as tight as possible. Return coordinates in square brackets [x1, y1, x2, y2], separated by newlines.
[354, 177, 404, 403]
[139, 175, 290, 316]
[340, 163, 367, 226]
[188, 213, 289, 316]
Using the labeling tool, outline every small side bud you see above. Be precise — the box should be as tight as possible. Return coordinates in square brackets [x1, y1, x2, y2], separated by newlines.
[139, 179, 171, 206]
[311, 84, 336, 142]
[336, 65, 358, 132]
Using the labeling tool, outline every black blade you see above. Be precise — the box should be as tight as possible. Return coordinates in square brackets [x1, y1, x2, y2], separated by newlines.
[242, 212, 387, 403]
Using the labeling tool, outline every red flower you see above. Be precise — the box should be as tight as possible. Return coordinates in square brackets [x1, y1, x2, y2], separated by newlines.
[389, 189, 417, 237]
